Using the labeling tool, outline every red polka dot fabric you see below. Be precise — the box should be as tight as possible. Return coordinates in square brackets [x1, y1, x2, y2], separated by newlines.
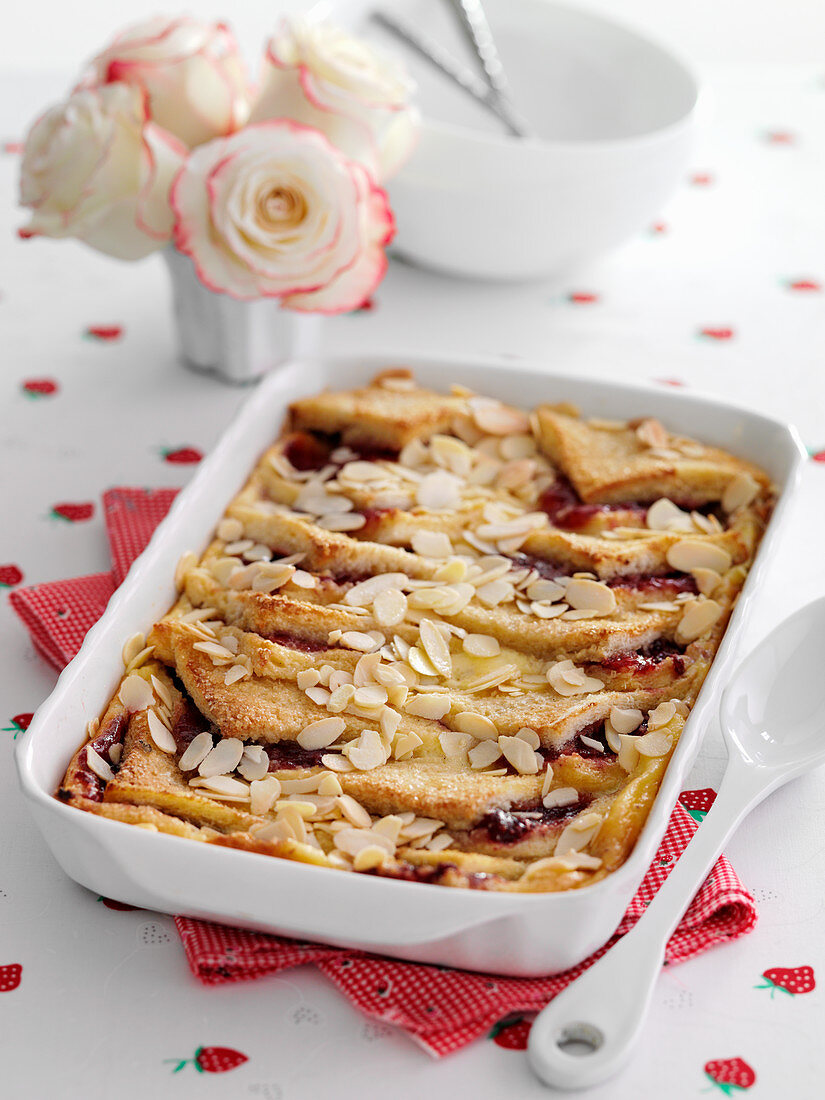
[8, 488, 758, 1057]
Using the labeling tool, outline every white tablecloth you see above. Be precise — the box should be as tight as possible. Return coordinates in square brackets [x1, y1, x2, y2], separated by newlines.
[2, 66, 825, 1098]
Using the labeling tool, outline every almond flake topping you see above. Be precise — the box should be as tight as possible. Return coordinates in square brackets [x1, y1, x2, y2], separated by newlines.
[693, 567, 722, 597]
[646, 498, 696, 532]
[609, 706, 644, 735]
[555, 812, 603, 856]
[344, 572, 408, 607]
[404, 694, 452, 720]
[118, 673, 154, 713]
[147, 709, 177, 753]
[647, 701, 677, 730]
[298, 717, 346, 750]
[353, 846, 390, 871]
[676, 598, 723, 644]
[87, 745, 115, 783]
[565, 578, 617, 615]
[543, 786, 579, 809]
[343, 729, 387, 771]
[198, 737, 244, 778]
[499, 735, 540, 774]
[339, 630, 383, 652]
[469, 396, 530, 435]
[297, 668, 321, 690]
[667, 540, 732, 575]
[217, 517, 243, 542]
[178, 732, 213, 772]
[237, 744, 270, 782]
[636, 418, 669, 448]
[462, 633, 501, 658]
[546, 660, 604, 697]
[250, 776, 281, 815]
[411, 530, 453, 558]
[454, 711, 498, 739]
[417, 469, 463, 511]
[722, 471, 760, 513]
[373, 588, 408, 627]
[468, 740, 503, 769]
[122, 632, 146, 669]
[635, 731, 673, 757]
[439, 731, 474, 757]
[418, 618, 452, 678]
[335, 828, 395, 858]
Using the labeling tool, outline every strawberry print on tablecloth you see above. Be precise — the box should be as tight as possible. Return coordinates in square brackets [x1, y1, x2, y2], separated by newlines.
[166, 1047, 248, 1074]
[84, 325, 123, 341]
[21, 378, 58, 397]
[0, 565, 23, 587]
[756, 965, 816, 996]
[161, 446, 202, 465]
[0, 964, 22, 992]
[3, 713, 33, 738]
[704, 1057, 756, 1094]
[50, 502, 94, 523]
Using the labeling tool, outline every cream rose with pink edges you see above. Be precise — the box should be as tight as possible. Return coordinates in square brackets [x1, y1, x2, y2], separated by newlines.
[19, 84, 185, 260]
[78, 16, 250, 149]
[249, 20, 418, 182]
[171, 121, 394, 312]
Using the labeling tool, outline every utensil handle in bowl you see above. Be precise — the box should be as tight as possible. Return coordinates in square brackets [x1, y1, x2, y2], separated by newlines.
[527, 763, 768, 1090]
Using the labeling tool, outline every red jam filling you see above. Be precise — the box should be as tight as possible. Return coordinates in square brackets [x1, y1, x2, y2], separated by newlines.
[265, 741, 327, 770]
[264, 631, 329, 653]
[610, 572, 697, 595]
[171, 698, 210, 753]
[71, 713, 128, 802]
[539, 479, 648, 531]
[283, 431, 399, 473]
[476, 794, 592, 845]
[599, 639, 686, 675]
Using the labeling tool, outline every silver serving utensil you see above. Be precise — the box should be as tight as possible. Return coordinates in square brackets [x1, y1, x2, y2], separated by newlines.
[448, 0, 535, 138]
[528, 596, 825, 1090]
[371, 10, 528, 137]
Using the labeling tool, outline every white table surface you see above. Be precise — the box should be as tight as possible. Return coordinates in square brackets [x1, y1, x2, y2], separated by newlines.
[2, 66, 825, 1099]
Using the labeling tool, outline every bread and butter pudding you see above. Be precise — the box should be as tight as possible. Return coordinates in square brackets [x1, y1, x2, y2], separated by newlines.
[57, 370, 772, 892]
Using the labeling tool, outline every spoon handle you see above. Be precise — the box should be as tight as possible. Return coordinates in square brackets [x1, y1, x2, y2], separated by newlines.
[527, 765, 767, 1090]
[448, 0, 535, 137]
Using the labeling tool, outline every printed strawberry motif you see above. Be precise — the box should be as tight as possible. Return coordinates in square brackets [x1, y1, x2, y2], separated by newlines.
[764, 130, 795, 144]
[161, 446, 203, 465]
[355, 297, 376, 311]
[698, 327, 735, 341]
[567, 291, 599, 304]
[679, 788, 716, 823]
[21, 378, 58, 398]
[84, 325, 123, 341]
[490, 1016, 532, 1050]
[167, 1047, 248, 1074]
[649, 221, 668, 235]
[704, 1057, 756, 1094]
[0, 964, 22, 992]
[656, 378, 685, 387]
[0, 564, 23, 587]
[756, 965, 815, 997]
[811, 449, 825, 463]
[690, 172, 714, 186]
[3, 713, 33, 739]
[51, 502, 94, 523]
[786, 278, 821, 292]
[4, 141, 24, 155]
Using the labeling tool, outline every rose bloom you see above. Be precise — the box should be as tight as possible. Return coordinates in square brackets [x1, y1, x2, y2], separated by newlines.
[171, 121, 394, 312]
[19, 84, 185, 260]
[249, 20, 418, 182]
[78, 16, 250, 149]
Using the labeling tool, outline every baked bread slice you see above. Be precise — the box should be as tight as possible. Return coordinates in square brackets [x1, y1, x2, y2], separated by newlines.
[58, 371, 773, 893]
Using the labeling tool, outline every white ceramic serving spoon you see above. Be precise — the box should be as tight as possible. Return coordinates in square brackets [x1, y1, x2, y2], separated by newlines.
[528, 597, 825, 1091]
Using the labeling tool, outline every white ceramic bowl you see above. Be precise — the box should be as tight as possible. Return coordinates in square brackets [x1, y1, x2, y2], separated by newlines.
[354, 0, 699, 280]
[15, 354, 804, 977]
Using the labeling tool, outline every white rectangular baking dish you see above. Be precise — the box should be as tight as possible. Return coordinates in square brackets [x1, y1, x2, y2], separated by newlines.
[15, 354, 805, 976]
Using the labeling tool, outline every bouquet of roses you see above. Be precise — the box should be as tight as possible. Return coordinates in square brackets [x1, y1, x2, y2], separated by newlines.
[18, 16, 418, 313]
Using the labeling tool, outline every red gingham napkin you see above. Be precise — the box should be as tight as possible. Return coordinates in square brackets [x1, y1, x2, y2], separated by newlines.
[9, 488, 758, 1057]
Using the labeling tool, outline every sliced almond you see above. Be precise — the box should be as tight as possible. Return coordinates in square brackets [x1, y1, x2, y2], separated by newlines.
[118, 673, 154, 713]
[676, 598, 723, 643]
[178, 732, 213, 772]
[237, 744, 270, 782]
[417, 470, 463, 510]
[555, 812, 603, 856]
[175, 550, 198, 589]
[565, 578, 617, 615]
[337, 793, 373, 828]
[404, 694, 451, 720]
[499, 735, 540, 774]
[648, 700, 678, 730]
[217, 517, 244, 542]
[320, 753, 354, 773]
[438, 731, 474, 757]
[635, 730, 673, 757]
[468, 740, 503, 769]
[344, 730, 387, 771]
[722, 471, 760, 513]
[617, 734, 641, 773]
[393, 731, 423, 759]
[609, 706, 644, 735]
[515, 727, 541, 750]
[646, 498, 693, 531]
[469, 397, 530, 435]
[636, 418, 668, 448]
[86, 745, 115, 783]
[353, 845, 390, 871]
[418, 619, 453, 678]
[298, 717, 346, 750]
[190, 774, 250, 798]
[546, 660, 604, 697]
[250, 775, 281, 815]
[542, 786, 579, 809]
[297, 668, 321, 691]
[411, 530, 454, 558]
[335, 828, 394, 858]
[454, 711, 498, 740]
[198, 737, 244, 778]
[344, 573, 408, 607]
[373, 588, 408, 627]
[462, 634, 501, 658]
[147, 710, 177, 753]
[666, 540, 732, 575]
[693, 567, 722, 597]
[339, 630, 382, 652]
